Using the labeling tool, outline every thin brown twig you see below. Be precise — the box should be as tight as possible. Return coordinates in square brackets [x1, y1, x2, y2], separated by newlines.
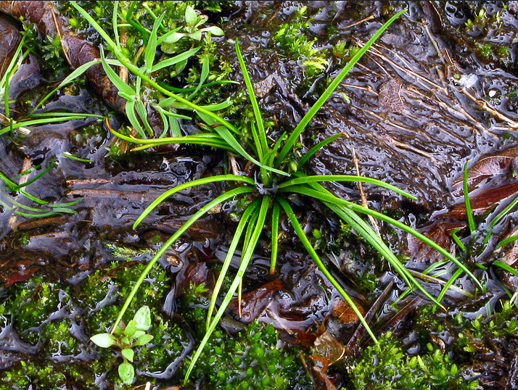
[352, 148, 380, 236]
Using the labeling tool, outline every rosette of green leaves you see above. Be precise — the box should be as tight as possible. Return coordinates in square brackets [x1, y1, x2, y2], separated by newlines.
[90, 306, 154, 385]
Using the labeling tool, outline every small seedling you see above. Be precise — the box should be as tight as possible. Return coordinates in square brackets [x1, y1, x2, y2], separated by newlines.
[90, 306, 154, 385]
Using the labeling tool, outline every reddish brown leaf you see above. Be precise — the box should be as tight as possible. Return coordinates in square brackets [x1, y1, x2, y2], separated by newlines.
[332, 299, 365, 325]
[407, 219, 463, 262]
[228, 279, 283, 322]
[5, 267, 39, 285]
[295, 331, 318, 347]
[452, 146, 518, 196]
[445, 181, 518, 220]
[0, 16, 21, 80]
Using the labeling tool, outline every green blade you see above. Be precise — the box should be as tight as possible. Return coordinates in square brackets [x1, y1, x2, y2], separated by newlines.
[276, 9, 407, 167]
[279, 174, 416, 199]
[133, 174, 255, 229]
[277, 197, 377, 342]
[235, 39, 268, 156]
[206, 200, 260, 328]
[113, 186, 256, 332]
[184, 196, 270, 383]
[283, 185, 484, 292]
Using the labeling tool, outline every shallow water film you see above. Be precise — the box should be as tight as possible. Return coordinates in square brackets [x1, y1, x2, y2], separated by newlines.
[1, 1, 518, 389]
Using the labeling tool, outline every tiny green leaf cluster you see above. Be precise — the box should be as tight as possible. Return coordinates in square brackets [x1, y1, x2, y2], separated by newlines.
[90, 305, 154, 385]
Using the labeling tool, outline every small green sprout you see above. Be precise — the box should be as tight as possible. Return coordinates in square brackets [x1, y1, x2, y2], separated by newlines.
[90, 306, 154, 385]
[160, 5, 224, 48]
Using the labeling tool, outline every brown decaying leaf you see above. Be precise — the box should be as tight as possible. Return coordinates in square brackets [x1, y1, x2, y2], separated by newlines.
[228, 279, 283, 322]
[309, 354, 337, 390]
[451, 146, 518, 197]
[0, 15, 21, 80]
[331, 298, 365, 324]
[5, 267, 39, 285]
[444, 181, 518, 220]
[407, 219, 463, 262]
[312, 330, 346, 366]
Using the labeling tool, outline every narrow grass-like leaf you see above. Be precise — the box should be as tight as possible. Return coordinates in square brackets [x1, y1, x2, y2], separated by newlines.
[108, 125, 232, 151]
[493, 260, 518, 278]
[276, 9, 407, 167]
[490, 193, 518, 229]
[463, 161, 476, 234]
[144, 14, 165, 71]
[29, 112, 102, 119]
[160, 109, 190, 120]
[451, 228, 466, 252]
[323, 199, 413, 292]
[125, 100, 145, 138]
[0, 35, 24, 93]
[0, 195, 45, 213]
[187, 55, 210, 101]
[13, 210, 70, 218]
[207, 200, 260, 329]
[131, 137, 233, 152]
[277, 197, 377, 341]
[169, 115, 181, 137]
[19, 190, 48, 205]
[161, 98, 233, 112]
[0, 34, 25, 117]
[12, 164, 56, 190]
[135, 101, 154, 137]
[0, 115, 101, 135]
[70, 2, 117, 49]
[185, 196, 270, 383]
[235, 39, 268, 155]
[249, 122, 263, 161]
[270, 201, 280, 274]
[0, 171, 19, 191]
[113, 186, 256, 333]
[48, 199, 82, 208]
[151, 47, 201, 73]
[113, 2, 120, 51]
[265, 132, 286, 167]
[283, 185, 484, 291]
[125, 1, 150, 43]
[153, 104, 169, 137]
[196, 110, 288, 177]
[298, 132, 345, 168]
[158, 79, 238, 93]
[433, 267, 464, 313]
[279, 175, 416, 199]
[100, 48, 135, 96]
[497, 234, 518, 249]
[134, 174, 254, 229]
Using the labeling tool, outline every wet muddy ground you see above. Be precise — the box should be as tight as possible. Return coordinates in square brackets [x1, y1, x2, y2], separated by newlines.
[1, 1, 518, 389]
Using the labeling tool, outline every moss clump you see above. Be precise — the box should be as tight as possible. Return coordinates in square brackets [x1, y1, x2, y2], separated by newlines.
[347, 332, 479, 389]
[0, 361, 67, 390]
[185, 320, 310, 389]
[273, 6, 328, 79]
[415, 300, 518, 387]
[6, 276, 65, 344]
